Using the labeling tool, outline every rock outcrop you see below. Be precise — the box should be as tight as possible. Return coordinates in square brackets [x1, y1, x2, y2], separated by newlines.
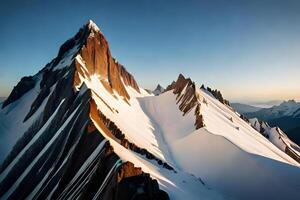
[206, 86, 230, 106]
[166, 74, 205, 130]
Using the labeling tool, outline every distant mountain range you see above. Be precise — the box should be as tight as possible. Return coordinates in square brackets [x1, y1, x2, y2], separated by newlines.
[231, 103, 262, 113]
[233, 100, 300, 145]
[248, 100, 282, 108]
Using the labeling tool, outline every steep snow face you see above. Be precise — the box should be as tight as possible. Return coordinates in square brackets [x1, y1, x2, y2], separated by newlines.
[249, 118, 300, 162]
[78, 68, 226, 200]
[138, 83, 300, 200]
[92, 116, 226, 200]
[0, 75, 51, 162]
[85, 70, 300, 200]
[246, 99, 300, 119]
[200, 90, 299, 165]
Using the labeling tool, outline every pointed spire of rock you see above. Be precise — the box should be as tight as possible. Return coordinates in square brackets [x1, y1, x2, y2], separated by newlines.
[73, 20, 141, 100]
[153, 84, 165, 96]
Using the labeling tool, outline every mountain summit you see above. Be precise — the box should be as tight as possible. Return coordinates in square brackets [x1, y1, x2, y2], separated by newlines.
[1, 20, 300, 200]
[152, 84, 165, 96]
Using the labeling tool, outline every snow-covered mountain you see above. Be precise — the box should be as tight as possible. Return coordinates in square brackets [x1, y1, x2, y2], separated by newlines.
[243, 100, 300, 145]
[0, 20, 300, 200]
[245, 100, 300, 119]
[152, 84, 165, 96]
[247, 118, 300, 162]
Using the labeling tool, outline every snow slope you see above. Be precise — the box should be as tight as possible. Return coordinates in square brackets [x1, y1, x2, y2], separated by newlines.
[76, 61, 226, 199]
[249, 118, 300, 159]
[0, 75, 54, 162]
[137, 89, 300, 200]
[74, 54, 300, 199]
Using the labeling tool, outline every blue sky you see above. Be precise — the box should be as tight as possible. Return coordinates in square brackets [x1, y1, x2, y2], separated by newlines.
[1, 0, 300, 102]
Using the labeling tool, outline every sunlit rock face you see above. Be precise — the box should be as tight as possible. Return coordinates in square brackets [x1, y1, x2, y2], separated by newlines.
[74, 20, 140, 102]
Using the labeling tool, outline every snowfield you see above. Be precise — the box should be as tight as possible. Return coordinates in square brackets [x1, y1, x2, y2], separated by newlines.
[138, 90, 300, 200]
[83, 69, 300, 200]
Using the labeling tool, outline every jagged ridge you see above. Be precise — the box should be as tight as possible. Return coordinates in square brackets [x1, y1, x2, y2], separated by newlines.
[166, 74, 205, 129]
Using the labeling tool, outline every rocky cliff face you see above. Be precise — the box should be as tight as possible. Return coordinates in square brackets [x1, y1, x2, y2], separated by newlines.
[0, 20, 168, 200]
[73, 20, 140, 101]
[166, 74, 205, 129]
[2, 20, 140, 111]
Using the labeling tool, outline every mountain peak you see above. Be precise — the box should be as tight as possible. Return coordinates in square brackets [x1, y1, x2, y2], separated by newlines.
[154, 84, 164, 91]
[282, 99, 297, 105]
[2, 19, 141, 110]
[86, 19, 101, 32]
[73, 21, 141, 99]
[153, 84, 165, 95]
[273, 99, 300, 110]
[178, 73, 185, 79]
[166, 73, 194, 92]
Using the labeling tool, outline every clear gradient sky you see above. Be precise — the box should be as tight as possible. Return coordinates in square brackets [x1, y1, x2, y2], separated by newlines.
[1, 0, 300, 102]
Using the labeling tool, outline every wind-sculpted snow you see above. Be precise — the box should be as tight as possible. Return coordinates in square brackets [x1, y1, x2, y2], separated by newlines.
[1, 19, 300, 200]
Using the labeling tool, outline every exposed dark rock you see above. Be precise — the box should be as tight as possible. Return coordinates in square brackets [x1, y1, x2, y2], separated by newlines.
[23, 86, 50, 121]
[79, 149, 169, 200]
[285, 146, 300, 163]
[115, 162, 170, 200]
[195, 104, 205, 129]
[0, 89, 91, 199]
[166, 74, 205, 130]
[206, 87, 230, 106]
[240, 114, 249, 123]
[24, 67, 73, 122]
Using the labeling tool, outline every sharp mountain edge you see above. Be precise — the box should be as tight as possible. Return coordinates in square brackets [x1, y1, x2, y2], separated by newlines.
[0, 20, 300, 200]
